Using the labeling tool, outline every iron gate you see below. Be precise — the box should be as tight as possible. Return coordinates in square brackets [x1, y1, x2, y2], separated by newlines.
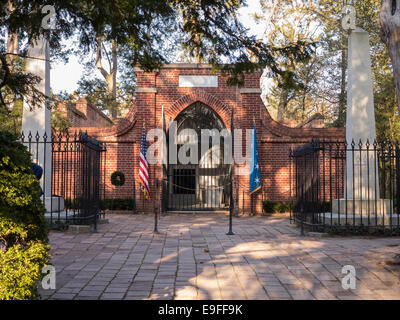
[21, 131, 106, 227]
[290, 139, 400, 234]
[162, 101, 232, 211]
[165, 164, 231, 211]
[77, 133, 105, 223]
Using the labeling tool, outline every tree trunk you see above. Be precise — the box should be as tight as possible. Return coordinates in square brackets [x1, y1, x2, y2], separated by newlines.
[5, 1, 18, 112]
[109, 40, 117, 118]
[6, 0, 18, 59]
[96, 31, 118, 118]
[380, 0, 400, 113]
[277, 89, 289, 120]
[7, 32, 18, 59]
[194, 33, 201, 63]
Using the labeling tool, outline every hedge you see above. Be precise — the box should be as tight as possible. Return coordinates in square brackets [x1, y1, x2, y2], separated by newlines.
[263, 200, 331, 214]
[0, 131, 50, 300]
[263, 201, 292, 214]
[65, 198, 135, 211]
[101, 198, 135, 211]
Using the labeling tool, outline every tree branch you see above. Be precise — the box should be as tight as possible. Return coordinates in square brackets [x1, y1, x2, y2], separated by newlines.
[96, 34, 109, 79]
[102, 41, 112, 73]
[0, 54, 10, 89]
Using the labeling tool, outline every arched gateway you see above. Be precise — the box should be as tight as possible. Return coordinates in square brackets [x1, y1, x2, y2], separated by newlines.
[75, 63, 344, 215]
[165, 101, 232, 211]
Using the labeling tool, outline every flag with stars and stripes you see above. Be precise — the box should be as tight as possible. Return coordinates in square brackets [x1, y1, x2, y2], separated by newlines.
[139, 125, 150, 200]
[249, 122, 262, 195]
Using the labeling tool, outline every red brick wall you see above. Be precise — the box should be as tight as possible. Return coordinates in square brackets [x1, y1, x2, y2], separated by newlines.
[68, 64, 345, 214]
[81, 99, 112, 127]
[59, 98, 114, 128]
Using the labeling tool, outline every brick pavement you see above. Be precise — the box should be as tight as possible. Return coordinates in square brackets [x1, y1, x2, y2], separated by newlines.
[39, 213, 400, 300]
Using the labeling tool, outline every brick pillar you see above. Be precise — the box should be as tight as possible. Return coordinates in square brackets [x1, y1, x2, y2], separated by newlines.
[237, 72, 264, 214]
[134, 68, 161, 214]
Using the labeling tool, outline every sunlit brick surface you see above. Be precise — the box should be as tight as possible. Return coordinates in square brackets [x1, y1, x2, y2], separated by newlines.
[70, 65, 345, 214]
[39, 213, 400, 300]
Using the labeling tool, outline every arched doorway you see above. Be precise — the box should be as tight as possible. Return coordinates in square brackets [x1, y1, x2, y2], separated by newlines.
[165, 101, 231, 211]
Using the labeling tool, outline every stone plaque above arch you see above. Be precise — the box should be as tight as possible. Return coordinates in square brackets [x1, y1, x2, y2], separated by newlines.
[179, 75, 218, 87]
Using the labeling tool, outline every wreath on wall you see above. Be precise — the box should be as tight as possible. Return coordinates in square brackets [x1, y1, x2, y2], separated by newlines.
[111, 171, 125, 186]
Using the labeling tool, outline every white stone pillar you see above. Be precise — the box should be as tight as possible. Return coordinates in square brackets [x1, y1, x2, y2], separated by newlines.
[21, 36, 52, 199]
[345, 28, 379, 200]
[329, 13, 394, 223]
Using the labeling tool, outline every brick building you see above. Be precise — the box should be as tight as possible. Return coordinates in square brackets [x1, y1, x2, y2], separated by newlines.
[68, 63, 345, 214]
[59, 97, 114, 128]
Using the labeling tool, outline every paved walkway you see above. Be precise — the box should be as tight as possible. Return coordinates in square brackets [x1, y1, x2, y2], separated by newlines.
[39, 213, 400, 300]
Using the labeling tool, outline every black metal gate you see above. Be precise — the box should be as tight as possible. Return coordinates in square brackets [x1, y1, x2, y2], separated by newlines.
[21, 131, 106, 228]
[77, 133, 105, 223]
[290, 139, 400, 234]
[166, 164, 231, 211]
[291, 141, 322, 226]
[162, 101, 232, 211]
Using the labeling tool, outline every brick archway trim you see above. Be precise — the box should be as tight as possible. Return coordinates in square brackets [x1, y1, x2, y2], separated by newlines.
[166, 90, 232, 129]
[255, 96, 345, 140]
[261, 109, 345, 139]
[67, 90, 344, 141]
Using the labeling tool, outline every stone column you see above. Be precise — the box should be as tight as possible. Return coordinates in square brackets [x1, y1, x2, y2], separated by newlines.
[332, 28, 391, 218]
[345, 28, 379, 200]
[346, 28, 379, 200]
[21, 36, 54, 208]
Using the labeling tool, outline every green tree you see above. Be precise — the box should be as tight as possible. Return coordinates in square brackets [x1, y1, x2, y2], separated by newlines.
[252, 0, 335, 123]
[1, 0, 314, 117]
[317, 0, 399, 140]
[0, 131, 50, 300]
[73, 61, 136, 118]
[316, 0, 350, 127]
[252, 0, 400, 140]
[354, 0, 400, 141]
[0, 99, 22, 135]
[380, 0, 400, 114]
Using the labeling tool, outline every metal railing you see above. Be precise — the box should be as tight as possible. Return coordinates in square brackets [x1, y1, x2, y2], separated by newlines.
[20, 131, 106, 229]
[163, 164, 232, 211]
[290, 139, 400, 234]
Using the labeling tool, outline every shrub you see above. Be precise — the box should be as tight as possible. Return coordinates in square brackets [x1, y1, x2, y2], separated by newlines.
[263, 200, 292, 214]
[0, 131, 50, 300]
[65, 197, 135, 211]
[319, 201, 331, 212]
[64, 198, 82, 210]
[100, 198, 135, 210]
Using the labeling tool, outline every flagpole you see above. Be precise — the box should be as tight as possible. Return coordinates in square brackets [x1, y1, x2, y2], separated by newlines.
[249, 117, 262, 215]
[251, 117, 254, 216]
[132, 127, 138, 214]
[143, 117, 158, 234]
[143, 120, 145, 214]
[139, 119, 150, 214]
[161, 105, 166, 217]
[132, 176, 137, 214]
[251, 117, 254, 215]
[227, 106, 235, 235]
[153, 182, 159, 234]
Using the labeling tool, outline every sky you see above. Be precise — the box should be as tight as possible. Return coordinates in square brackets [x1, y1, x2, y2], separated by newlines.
[50, 0, 263, 95]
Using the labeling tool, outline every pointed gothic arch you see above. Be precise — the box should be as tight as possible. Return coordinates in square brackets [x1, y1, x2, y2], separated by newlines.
[166, 90, 232, 129]
[165, 100, 231, 211]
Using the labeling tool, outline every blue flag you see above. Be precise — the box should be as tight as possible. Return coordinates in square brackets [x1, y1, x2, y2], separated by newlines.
[249, 122, 262, 195]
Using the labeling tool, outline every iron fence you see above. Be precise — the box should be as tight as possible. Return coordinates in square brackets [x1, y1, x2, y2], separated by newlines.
[290, 139, 400, 235]
[20, 131, 106, 229]
[163, 164, 232, 211]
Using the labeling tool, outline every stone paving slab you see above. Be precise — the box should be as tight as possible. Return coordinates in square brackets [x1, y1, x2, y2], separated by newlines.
[39, 213, 400, 300]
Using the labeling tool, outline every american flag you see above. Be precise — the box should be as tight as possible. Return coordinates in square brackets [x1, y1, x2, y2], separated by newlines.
[139, 125, 150, 200]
